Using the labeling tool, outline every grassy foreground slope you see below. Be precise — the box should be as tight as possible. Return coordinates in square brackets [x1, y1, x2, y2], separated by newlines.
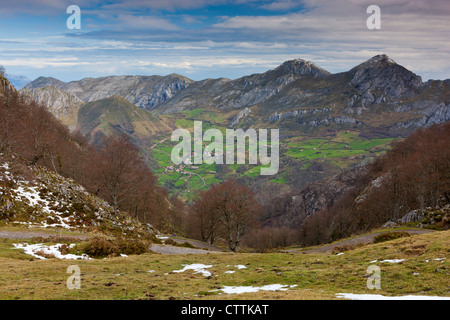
[0, 229, 448, 300]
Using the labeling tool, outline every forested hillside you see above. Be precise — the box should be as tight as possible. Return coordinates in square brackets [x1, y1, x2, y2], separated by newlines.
[300, 121, 450, 245]
[255, 122, 450, 249]
[0, 75, 181, 232]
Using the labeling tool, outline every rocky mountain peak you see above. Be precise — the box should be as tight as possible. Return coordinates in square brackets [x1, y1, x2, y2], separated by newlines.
[23, 76, 66, 90]
[350, 54, 424, 100]
[277, 58, 330, 78]
[358, 54, 396, 68]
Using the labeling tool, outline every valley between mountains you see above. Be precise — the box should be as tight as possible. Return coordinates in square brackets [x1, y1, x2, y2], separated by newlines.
[19, 54, 450, 201]
[0, 54, 449, 300]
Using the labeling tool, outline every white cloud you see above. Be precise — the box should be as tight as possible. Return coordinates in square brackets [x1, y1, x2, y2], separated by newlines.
[100, 0, 226, 11]
[115, 14, 180, 31]
[260, 0, 303, 11]
[0, 57, 87, 68]
[1, 0, 449, 81]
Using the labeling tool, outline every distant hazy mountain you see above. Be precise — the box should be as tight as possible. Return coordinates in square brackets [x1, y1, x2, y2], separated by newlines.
[21, 76, 64, 89]
[5, 74, 31, 89]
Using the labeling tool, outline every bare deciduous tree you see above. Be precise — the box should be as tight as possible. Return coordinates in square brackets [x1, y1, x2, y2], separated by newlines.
[188, 179, 261, 251]
[97, 135, 142, 215]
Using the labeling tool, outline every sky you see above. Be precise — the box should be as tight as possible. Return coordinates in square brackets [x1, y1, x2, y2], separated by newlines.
[0, 0, 449, 82]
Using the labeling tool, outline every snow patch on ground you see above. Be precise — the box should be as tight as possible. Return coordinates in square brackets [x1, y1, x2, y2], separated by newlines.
[13, 243, 90, 260]
[12, 184, 74, 229]
[370, 259, 405, 263]
[380, 259, 405, 263]
[336, 293, 450, 300]
[214, 284, 298, 294]
[173, 264, 213, 277]
[426, 258, 446, 262]
[224, 264, 247, 274]
[226, 264, 247, 269]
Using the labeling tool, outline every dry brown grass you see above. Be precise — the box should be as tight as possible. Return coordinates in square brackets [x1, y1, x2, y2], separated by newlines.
[0, 229, 448, 300]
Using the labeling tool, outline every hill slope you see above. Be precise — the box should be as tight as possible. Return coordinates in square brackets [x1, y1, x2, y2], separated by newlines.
[0, 227, 448, 300]
[270, 121, 450, 247]
[0, 153, 151, 236]
[20, 86, 84, 131]
[1, 74, 175, 236]
[77, 95, 171, 147]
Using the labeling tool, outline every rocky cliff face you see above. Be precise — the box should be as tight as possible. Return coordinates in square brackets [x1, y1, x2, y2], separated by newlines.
[20, 86, 84, 131]
[230, 107, 252, 127]
[24, 74, 193, 111]
[0, 75, 17, 99]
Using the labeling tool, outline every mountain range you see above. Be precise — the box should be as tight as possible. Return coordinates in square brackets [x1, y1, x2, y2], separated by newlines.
[21, 54, 450, 136]
[18, 54, 450, 200]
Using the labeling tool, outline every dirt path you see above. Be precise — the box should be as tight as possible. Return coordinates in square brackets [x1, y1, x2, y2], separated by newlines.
[170, 237, 226, 251]
[150, 237, 226, 254]
[150, 244, 223, 254]
[289, 229, 434, 254]
[150, 137, 169, 149]
[0, 229, 92, 240]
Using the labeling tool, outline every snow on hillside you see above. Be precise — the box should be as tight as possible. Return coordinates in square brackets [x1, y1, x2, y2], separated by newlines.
[0, 156, 154, 236]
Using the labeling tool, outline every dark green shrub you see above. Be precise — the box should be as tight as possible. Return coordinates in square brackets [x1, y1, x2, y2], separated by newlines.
[177, 241, 195, 249]
[72, 202, 85, 213]
[373, 231, 410, 243]
[115, 238, 148, 255]
[80, 237, 118, 257]
[164, 238, 177, 245]
[79, 237, 148, 258]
